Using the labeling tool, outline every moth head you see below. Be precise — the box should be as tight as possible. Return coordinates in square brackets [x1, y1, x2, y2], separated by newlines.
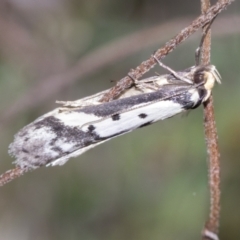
[193, 65, 221, 102]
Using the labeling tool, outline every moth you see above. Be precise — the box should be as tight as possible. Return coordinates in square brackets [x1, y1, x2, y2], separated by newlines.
[8, 61, 221, 170]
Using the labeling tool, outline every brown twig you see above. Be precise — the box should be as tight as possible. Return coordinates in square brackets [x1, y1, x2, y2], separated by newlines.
[0, 166, 28, 187]
[100, 0, 234, 103]
[200, 0, 232, 239]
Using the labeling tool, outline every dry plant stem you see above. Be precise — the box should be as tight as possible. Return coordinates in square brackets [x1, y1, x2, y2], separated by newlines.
[0, 166, 28, 187]
[100, 0, 234, 102]
[202, 99, 221, 240]
[201, 0, 224, 239]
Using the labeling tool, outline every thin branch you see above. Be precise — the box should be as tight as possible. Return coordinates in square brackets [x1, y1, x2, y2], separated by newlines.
[0, 166, 27, 187]
[100, 0, 234, 102]
[200, 0, 231, 239]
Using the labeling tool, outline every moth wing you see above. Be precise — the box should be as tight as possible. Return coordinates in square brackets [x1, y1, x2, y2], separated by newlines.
[81, 100, 185, 140]
[9, 104, 108, 168]
[49, 99, 185, 167]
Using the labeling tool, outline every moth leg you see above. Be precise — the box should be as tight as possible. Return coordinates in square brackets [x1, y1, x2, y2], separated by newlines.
[151, 80, 161, 89]
[152, 55, 192, 84]
[55, 90, 108, 107]
[128, 73, 159, 91]
[128, 73, 146, 91]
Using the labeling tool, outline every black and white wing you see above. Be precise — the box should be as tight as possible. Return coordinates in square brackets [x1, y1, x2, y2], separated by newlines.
[8, 65, 221, 169]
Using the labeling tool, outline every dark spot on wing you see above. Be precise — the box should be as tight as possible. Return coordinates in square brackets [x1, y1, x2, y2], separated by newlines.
[22, 148, 29, 153]
[88, 125, 95, 132]
[24, 137, 29, 142]
[34, 125, 41, 130]
[52, 146, 64, 154]
[139, 113, 147, 119]
[95, 129, 129, 140]
[112, 114, 120, 121]
[139, 121, 153, 128]
[35, 155, 40, 158]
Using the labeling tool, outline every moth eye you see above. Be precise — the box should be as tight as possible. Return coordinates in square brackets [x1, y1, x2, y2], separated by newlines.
[194, 72, 205, 84]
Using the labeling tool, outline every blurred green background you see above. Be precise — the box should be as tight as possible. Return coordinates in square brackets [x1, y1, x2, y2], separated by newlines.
[0, 0, 239, 239]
